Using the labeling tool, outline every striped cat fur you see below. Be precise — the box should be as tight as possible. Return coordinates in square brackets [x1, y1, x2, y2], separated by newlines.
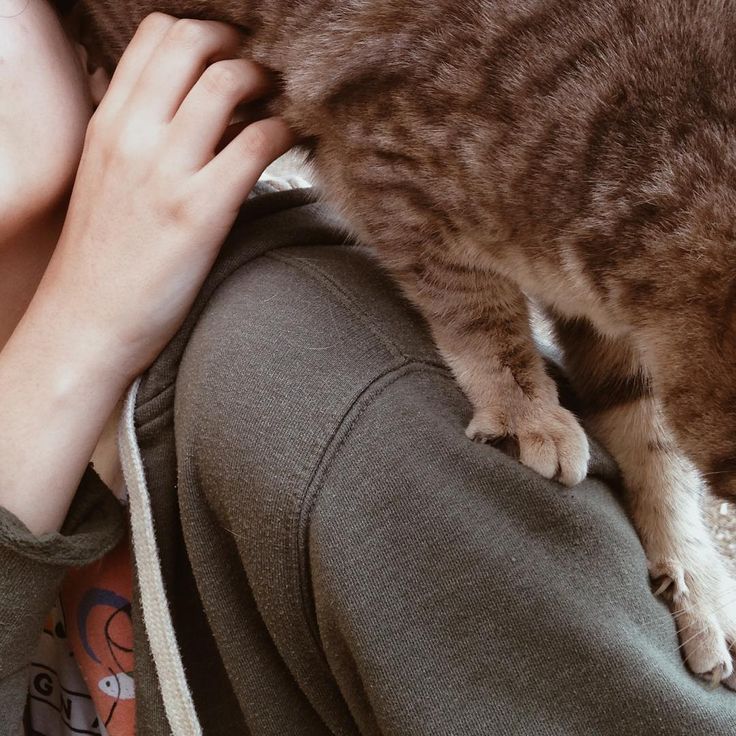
[74, 0, 736, 689]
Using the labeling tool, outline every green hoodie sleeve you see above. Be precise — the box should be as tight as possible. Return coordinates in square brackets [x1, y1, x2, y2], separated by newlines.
[0, 465, 125, 728]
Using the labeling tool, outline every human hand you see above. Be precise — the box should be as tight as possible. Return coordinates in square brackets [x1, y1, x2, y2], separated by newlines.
[36, 12, 295, 384]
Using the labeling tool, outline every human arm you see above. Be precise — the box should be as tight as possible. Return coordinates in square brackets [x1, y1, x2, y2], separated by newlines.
[0, 12, 294, 536]
[0, 13, 294, 728]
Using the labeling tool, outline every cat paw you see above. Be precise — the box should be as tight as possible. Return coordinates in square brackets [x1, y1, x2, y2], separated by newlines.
[467, 402, 589, 486]
[651, 560, 736, 689]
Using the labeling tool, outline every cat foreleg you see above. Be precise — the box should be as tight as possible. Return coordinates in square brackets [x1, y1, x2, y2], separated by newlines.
[395, 262, 589, 486]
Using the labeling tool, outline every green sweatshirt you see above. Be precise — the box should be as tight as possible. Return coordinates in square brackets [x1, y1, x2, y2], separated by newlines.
[2, 186, 735, 736]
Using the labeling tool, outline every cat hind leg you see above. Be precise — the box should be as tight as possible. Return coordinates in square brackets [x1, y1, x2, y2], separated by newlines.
[554, 314, 736, 688]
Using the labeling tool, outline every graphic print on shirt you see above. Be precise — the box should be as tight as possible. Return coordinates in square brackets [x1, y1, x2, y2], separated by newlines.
[60, 533, 136, 735]
[28, 606, 105, 736]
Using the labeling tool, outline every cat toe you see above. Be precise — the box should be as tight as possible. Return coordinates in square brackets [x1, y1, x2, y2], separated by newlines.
[466, 414, 507, 445]
[724, 659, 736, 691]
[517, 431, 559, 480]
[547, 407, 590, 486]
[517, 405, 589, 487]
[679, 615, 733, 685]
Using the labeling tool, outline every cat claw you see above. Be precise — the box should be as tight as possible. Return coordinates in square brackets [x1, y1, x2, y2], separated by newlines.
[650, 565, 689, 602]
[654, 577, 674, 597]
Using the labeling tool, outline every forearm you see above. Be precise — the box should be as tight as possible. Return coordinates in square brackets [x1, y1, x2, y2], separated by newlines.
[0, 290, 130, 536]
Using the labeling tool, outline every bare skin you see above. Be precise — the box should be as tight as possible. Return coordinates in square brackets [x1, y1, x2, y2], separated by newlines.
[0, 4, 294, 535]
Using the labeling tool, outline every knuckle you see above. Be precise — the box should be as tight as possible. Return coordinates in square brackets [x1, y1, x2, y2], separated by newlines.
[113, 132, 143, 164]
[104, 120, 154, 164]
[202, 62, 240, 96]
[141, 11, 176, 31]
[169, 18, 209, 49]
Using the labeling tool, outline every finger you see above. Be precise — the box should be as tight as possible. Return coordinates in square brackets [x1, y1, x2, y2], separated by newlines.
[127, 18, 244, 124]
[196, 117, 297, 212]
[167, 59, 274, 170]
[95, 13, 177, 122]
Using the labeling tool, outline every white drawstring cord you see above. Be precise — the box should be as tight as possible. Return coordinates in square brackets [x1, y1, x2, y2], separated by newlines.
[118, 378, 202, 736]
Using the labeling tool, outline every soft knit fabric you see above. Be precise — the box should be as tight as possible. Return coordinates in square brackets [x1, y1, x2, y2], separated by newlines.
[2, 187, 736, 735]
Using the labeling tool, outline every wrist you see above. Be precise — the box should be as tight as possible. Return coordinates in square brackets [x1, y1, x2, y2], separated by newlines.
[0, 299, 131, 535]
[13, 288, 136, 402]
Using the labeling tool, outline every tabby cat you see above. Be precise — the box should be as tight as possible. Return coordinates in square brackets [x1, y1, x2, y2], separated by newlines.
[76, 0, 736, 687]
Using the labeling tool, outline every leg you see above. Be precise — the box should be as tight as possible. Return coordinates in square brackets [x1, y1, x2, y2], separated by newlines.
[554, 315, 736, 688]
[393, 257, 589, 486]
[309, 122, 588, 483]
